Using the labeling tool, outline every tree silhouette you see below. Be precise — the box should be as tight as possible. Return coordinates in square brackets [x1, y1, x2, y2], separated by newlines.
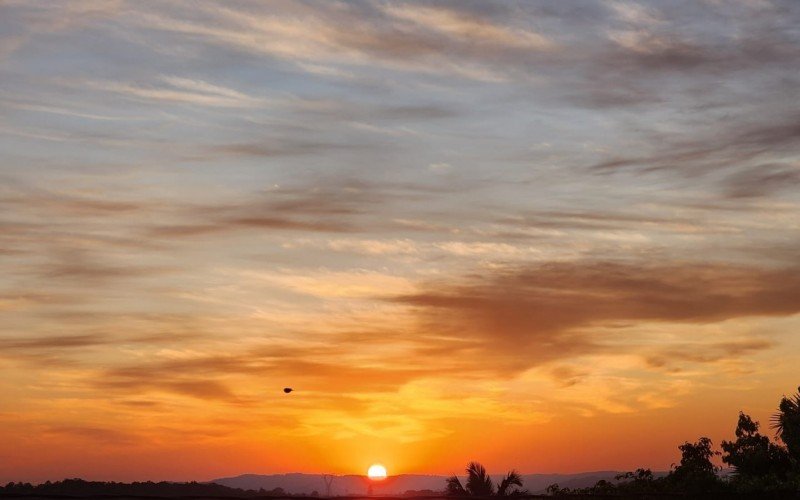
[498, 385, 800, 496]
[445, 462, 522, 497]
[667, 437, 721, 493]
[465, 462, 493, 496]
[496, 470, 522, 497]
[612, 468, 659, 494]
[721, 412, 791, 478]
[772, 386, 800, 462]
[445, 476, 466, 496]
[675, 437, 718, 475]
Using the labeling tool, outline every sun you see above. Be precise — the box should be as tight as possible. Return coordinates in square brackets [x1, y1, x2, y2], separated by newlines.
[367, 464, 387, 481]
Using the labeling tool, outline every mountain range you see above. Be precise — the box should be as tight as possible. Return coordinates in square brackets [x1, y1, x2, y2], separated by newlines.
[212, 472, 636, 495]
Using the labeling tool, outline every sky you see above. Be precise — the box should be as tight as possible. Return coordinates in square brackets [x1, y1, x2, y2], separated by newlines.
[1, 0, 800, 483]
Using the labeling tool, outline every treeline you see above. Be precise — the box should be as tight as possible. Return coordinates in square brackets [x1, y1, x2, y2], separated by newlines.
[447, 386, 800, 497]
[547, 386, 800, 496]
[0, 479, 299, 497]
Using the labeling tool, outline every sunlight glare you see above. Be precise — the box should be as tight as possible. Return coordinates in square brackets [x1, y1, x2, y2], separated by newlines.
[367, 464, 387, 480]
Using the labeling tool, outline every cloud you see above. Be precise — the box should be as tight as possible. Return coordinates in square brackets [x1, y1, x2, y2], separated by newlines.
[91, 344, 447, 403]
[549, 365, 590, 388]
[245, 268, 414, 299]
[0, 334, 109, 350]
[496, 209, 704, 233]
[143, 177, 487, 240]
[607, 1, 663, 26]
[428, 162, 452, 174]
[589, 113, 800, 195]
[285, 98, 460, 122]
[205, 141, 351, 158]
[144, 183, 375, 238]
[0, 325, 207, 354]
[43, 425, 138, 445]
[129, 0, 555, 81]
[0, 183, 148, 215]
[322, 238, 420, 256]
[390, 260, 800, 372]
[39, 250, 172, 284]
[0, 0, 123, 59]
[722, 163, 800, 199]
[1, 0, 799, 471]
[83, 76, 267, 108]
[381, 3, 554, 50]
[645, 338, 774, 370]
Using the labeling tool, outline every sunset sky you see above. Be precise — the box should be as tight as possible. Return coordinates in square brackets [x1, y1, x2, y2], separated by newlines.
[2, 0, 800, 483]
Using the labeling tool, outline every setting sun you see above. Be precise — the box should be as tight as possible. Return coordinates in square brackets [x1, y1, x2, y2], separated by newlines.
[367, 464, 387, 481]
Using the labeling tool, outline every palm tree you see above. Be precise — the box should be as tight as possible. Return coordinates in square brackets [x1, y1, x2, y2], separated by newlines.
[445, 462, 493, 496]
[445, 476, 466, 496]
[496, 470, 522, 496]
[465, 461, 494, 496]
[445, 462, 523, 497]
[772, 386, 800, 461]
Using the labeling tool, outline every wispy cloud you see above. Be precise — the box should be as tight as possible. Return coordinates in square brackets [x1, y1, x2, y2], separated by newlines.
[381, 4, 555, 51]
[84, 76, 267, 107]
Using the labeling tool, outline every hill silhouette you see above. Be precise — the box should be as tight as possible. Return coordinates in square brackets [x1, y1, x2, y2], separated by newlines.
[211, 472, 634, 495]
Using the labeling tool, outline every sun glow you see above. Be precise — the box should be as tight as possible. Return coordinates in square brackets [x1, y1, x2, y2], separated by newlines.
[367, 464, 387, 480]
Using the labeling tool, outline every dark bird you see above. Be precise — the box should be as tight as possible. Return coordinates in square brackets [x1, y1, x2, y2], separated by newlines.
[283, 387, 293, 394]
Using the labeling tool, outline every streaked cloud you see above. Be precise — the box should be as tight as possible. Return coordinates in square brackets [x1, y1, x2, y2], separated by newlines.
[83, 77, 268, 108]
[392, 261, 800, 371]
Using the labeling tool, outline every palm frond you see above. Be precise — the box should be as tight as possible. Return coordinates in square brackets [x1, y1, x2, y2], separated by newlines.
[497, 470, 523, 496]
[771, 386, 800, 460]
[465, 461, 494, 496]
[445, 476, 466, 496]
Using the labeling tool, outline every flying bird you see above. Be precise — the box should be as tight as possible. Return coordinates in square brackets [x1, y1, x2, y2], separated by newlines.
[283, 387, 293, 394]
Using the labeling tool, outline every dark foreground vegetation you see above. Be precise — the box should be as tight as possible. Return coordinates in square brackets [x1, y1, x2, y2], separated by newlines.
[447, 386, 800, 497]
[0, 479, 294, 498]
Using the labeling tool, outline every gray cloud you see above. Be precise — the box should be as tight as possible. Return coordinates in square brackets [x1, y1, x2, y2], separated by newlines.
[205, 140, 352, 158]
[723, 163, 800, 199]
[587, 111, 800, 203]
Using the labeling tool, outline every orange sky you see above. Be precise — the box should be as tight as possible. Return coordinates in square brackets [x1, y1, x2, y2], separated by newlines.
[1, 0, 799, 484]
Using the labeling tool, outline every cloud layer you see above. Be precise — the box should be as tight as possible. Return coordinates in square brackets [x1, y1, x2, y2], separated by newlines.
[1, 0, 799, 483]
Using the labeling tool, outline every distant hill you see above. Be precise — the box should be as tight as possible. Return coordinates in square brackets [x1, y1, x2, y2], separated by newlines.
[212, 473, 444, 496]
[520, 471, 624, 493]
[212, 471, 638, 495]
